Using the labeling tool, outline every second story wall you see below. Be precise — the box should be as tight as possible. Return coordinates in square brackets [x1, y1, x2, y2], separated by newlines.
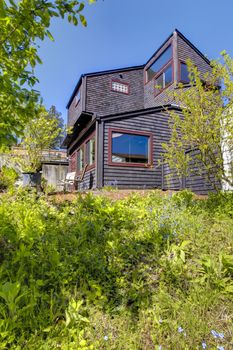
[85, 68, 144, 116]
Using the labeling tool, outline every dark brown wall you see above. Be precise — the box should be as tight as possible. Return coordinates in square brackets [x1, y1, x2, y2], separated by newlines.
[67, 92, 82, 127]
[85, 69, 144, 116]
[102, 110, 219, 194]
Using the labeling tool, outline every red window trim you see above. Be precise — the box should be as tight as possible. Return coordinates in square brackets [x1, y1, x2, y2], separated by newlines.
[108, 128, 153, 168]
[154, 60, 174, 97]
[110, 79, 130, 95]
[144, 41, 173, 85]
[76, 131, 96, 174]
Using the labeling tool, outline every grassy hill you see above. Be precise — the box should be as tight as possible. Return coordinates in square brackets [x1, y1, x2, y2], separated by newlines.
[0, 189, 232, 349]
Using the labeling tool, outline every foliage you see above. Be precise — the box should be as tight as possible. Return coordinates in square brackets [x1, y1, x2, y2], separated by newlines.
[0, 0, 95, 148]
[14, 106, 62, 172]
[47, 105, 65, 149]
[0, 166, 18, 191]
[162, 54, 233, 189]
[0, 190, 232, 349]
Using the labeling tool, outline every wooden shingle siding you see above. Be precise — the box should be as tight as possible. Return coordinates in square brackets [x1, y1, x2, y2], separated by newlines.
[103, 109, 221, 193]
[177, 36, 211, 76]
[85, 69, 144, 116]
[103, 111, 175, 188]
[68, 93, 82, 127]
[77, 169, 96, 190]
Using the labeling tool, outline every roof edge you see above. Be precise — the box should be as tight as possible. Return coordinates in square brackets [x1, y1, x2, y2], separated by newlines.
[66, 65, 144, 109]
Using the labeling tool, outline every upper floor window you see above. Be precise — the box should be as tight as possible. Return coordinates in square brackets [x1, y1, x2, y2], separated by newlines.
[147, 44, 172, 82]
[111, 80, 129, 94]
[74, 89, 81, 107]
[154, 64, 172, 95]
[109, 129, 152, 165]
[180, 62, 190, 83]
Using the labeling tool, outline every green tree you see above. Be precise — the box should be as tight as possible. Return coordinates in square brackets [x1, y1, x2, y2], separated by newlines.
[16, 106, 63, 172]
[162, 54, 233, 190]
[47, 105, 65, 149]
[0, 0, 95, 148]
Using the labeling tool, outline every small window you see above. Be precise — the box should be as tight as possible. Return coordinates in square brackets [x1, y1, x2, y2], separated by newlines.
[111, 81, 129, 94]
[155, 64, 172, 95]
[86, 138, 95, 165]
[77, 146, 84, 172]
[147, 45, 172, 82]
[75, 89, 81, 107]
[180, 62, 190, 83]
[111, 131, 150, 164]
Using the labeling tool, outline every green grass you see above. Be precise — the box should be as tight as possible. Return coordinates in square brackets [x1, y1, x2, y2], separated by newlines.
[0, 189, 232, 349]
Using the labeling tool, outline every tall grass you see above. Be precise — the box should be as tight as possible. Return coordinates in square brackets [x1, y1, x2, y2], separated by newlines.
[0, 189, 232, 349]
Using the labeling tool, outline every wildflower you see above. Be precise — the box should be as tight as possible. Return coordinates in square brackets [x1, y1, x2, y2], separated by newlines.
[104, 335, 108, 341]
[202, 342, 207, 349]
[158, 346, 162, 350]
[211, 330, 218, 338]
[211, 330, 224, 339]
[178, 326, 184, 333]
[217, 346, 224, 350]
[159, 319, 163, 324]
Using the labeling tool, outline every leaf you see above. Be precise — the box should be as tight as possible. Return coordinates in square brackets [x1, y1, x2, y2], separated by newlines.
[46, 30, 54, 41]
[80, 14, 87, 27]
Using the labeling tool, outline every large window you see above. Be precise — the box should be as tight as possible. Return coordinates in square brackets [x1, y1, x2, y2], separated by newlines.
[154, 64, 172, 95]
[110, 130, 152, 165]
[147, 45, 172, 82]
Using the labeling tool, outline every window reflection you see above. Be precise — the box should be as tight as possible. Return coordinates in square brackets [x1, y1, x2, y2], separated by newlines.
[111, 132, 149, 164]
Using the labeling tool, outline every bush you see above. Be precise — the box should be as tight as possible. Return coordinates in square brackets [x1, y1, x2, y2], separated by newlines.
[0, 190, 232, 349]
[0, 166, 18, 191]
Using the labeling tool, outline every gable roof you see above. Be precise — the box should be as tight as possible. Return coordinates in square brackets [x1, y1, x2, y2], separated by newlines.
[145, 29, 210, 67]
[66, 29, 211, 109]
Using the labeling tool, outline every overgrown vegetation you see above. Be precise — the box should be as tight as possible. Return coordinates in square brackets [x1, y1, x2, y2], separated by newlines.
[0, 190, 232, 349]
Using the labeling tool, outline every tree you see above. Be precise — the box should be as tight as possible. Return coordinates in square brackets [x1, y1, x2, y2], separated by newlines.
[162, 54, 233, 189]
[47, 105, 65, 149]
[16, 106, 62, 172]
[0, 0, 95, 148]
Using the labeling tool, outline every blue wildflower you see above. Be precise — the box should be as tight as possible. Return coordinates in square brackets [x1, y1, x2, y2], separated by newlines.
[218, 333, 224, 339]
[211, 330, 218, 338]
[202, 342, 207, 349]
[217, 346, 224, 350]
[178, 326, 184, 333]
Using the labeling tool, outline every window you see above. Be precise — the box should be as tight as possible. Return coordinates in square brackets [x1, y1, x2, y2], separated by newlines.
[77, 146, 84, 172]
[111, 81, 129, 94]
[147, 45, 172, 82]
[180, 62, 190, 83]
[154, 64, 172, 95]
[75, 89, 81, 107]
[110, 131, 151, 165]
[86, 138, 95, 165]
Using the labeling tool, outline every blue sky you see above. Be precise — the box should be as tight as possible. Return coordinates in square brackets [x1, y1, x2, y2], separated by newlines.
[35, 0, 233, 123]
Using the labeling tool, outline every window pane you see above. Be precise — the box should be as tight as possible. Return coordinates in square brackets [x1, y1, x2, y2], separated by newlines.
[112, 132, 149, 163]
[89, 139, 95, 165]
[180, 62, 190, 82]
[79, 148, 84, 171]
[147, 45, 172, 81]
[155, 73, 163, 90]
[164, 65, 172, 86]
[112, 81, 129, 94]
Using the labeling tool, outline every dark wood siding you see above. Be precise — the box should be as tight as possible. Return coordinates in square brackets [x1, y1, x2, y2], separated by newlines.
[102, 110, 220, 194]
[77, 168, 96, 190]
[85, 69, 144, 116]
[177, 36, 211, 76]
[103, 111, 173, 189]
[67, 94, 82, 127]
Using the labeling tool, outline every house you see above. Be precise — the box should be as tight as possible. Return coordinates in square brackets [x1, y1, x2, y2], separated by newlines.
[62, 29, 219, 194]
